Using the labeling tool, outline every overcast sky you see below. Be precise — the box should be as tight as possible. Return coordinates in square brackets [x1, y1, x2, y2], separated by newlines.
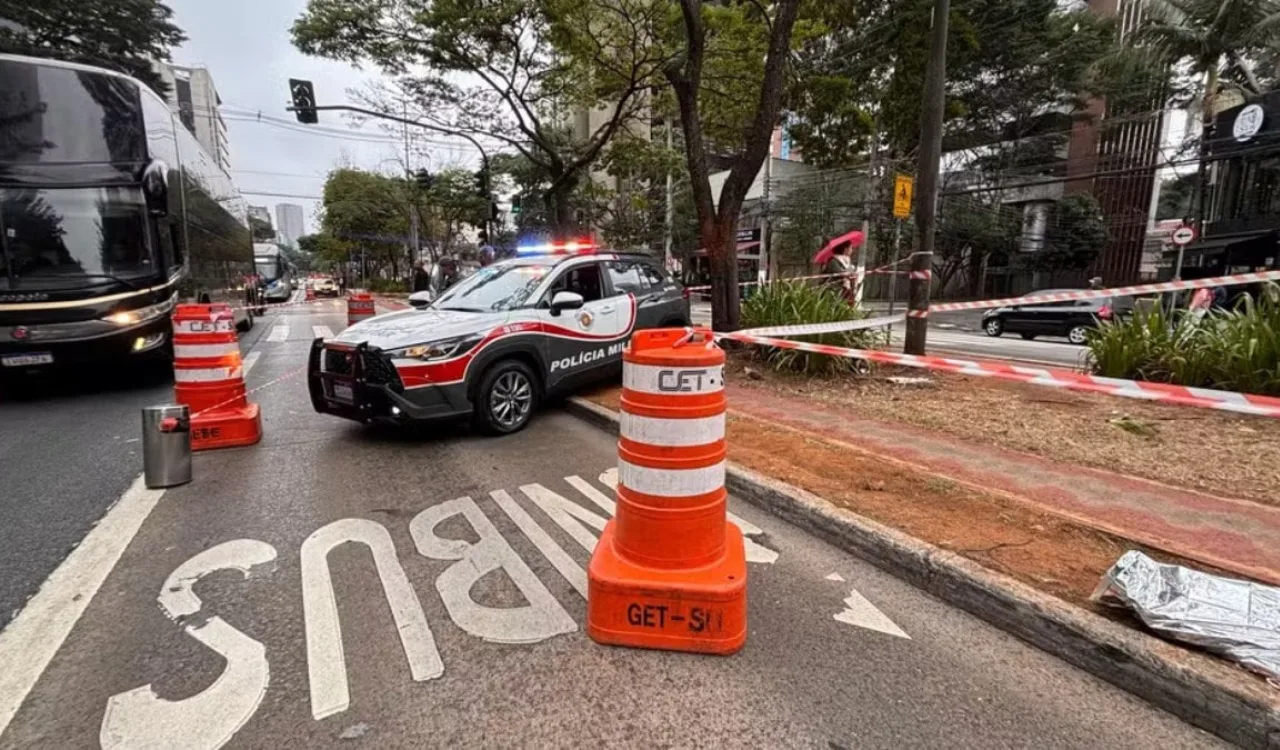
[167, 0, 480, 234]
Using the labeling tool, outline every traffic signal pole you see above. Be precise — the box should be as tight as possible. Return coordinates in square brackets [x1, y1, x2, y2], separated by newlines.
[904, 0, 949, 356]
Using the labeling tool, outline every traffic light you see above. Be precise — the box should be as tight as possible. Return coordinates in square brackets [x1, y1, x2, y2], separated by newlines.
[415, 169, 434, 190]
[473, 169, 489, 197]
[511, 195, 522, 215]
[288, 79, 317, 124]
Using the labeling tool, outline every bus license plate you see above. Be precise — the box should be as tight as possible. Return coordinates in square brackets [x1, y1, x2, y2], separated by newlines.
[2, 352, 54, 367]
[331, 381, 354, 403]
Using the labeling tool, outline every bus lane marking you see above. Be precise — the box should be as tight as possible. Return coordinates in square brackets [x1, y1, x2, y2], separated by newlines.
[301, 518, 443, 721]
[101, 540, 277, 750]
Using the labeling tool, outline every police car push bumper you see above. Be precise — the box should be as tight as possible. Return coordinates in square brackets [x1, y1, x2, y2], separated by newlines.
[308, 339, 473, 424]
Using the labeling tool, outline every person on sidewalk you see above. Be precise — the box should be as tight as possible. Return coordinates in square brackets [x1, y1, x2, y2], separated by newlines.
[822, 241, 856, 303]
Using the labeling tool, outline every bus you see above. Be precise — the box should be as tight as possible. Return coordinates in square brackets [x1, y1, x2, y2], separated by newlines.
[0, 54, 259, 373]
[254, 243, 296, 303]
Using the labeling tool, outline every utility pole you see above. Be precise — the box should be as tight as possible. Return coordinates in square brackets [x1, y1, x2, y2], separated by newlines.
[904, 0, 949, 356]
[664, 121, 675, 272]
[761, 133, 774, 286]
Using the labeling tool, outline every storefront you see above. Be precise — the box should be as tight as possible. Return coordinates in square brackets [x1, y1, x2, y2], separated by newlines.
[684, 227, 764, 296]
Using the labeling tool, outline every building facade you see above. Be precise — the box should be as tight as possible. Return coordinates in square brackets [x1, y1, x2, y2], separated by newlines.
[275, 203, 305, 248]
[151, 63, 232, 175]
[1065, 0, 1167, 285]
[1164, 93, 1280, 276]
[247, 205, 271, 227]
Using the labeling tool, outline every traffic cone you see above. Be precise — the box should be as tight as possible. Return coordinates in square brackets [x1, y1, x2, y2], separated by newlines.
[171, 304, 262, 451]
[305, 286, 316, 302]
[586, 328, 747, 654]
[347, 292, 376, 327]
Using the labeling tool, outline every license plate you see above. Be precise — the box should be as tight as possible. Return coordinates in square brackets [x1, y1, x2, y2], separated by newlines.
[330, 382, 354, 403]
[2, 352, 54, 367]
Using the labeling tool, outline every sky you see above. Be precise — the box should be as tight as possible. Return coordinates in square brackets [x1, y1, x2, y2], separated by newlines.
[166, 0, 482, 234]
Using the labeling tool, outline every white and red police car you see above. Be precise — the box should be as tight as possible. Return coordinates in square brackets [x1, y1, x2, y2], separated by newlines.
[308, 244, 689, 434]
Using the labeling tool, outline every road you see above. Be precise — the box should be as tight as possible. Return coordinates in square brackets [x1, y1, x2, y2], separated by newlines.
[692, 302, 1087, 368]
[0, 299, 1221, 748]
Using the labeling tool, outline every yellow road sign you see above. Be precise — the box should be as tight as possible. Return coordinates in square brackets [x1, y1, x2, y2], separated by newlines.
[893, 175, 914, 218]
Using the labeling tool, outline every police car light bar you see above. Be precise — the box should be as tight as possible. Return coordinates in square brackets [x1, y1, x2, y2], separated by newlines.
[515, 239, 597, 256]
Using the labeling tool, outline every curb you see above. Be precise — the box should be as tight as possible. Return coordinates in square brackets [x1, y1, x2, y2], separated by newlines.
[563, 396, 1280, 750]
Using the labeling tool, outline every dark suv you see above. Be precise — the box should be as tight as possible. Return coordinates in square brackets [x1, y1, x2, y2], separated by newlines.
[982, 291, 1132, 345]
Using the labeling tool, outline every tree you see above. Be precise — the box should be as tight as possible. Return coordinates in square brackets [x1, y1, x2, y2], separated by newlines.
[319, 168, 411, 279]
[1025, 194, 1107, 274]
[934, 193, 1021, 297]
[0, 0, 186, 95]
[292, 0, 672, 231]
[421, 168, 490, 258]
[792, 0, 1125, 166]
[665, 0, 806, 331]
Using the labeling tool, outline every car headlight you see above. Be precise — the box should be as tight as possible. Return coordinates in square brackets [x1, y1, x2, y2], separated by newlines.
[388, 334, 483, 361]
[102, 296, 175, 327]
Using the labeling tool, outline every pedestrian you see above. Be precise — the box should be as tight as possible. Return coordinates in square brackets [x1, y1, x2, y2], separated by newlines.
[412, 261, 432, 293]
[1088, 276, 1104, 290]
[822, 241, 855, 303]
[477, 232, 496, 268]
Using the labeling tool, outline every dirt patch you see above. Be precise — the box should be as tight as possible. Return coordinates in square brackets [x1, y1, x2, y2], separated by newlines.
[725, 355, 1280, 507]
[583, 384, 1173, 607]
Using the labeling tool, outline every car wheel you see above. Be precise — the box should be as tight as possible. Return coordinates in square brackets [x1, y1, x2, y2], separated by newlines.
[1067, 325, 1090, 345]
[473, 360, 539, 435]
[1019, 332, 1037, 341]
[984, 318, 1003, 337]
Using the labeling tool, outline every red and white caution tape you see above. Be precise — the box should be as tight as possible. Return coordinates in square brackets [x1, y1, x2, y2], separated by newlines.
[684, 258, 911, 293]
[191, 365, 307, 419]
[737, 313, 905, 338]
[931, 270, 1280, 313]
[721, 331, 1280, 419]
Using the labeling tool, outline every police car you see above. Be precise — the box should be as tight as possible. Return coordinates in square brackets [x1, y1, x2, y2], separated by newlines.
[307, 244, 689, 434]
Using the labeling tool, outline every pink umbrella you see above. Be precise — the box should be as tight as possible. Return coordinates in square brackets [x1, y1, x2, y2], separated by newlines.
[812, 229, 866, 266]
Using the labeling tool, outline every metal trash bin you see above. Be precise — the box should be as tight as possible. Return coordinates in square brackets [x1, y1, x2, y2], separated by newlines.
[142, 404, 192, 489]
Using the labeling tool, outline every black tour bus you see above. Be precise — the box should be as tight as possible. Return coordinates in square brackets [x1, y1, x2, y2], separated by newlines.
[0, 54, 258, 373]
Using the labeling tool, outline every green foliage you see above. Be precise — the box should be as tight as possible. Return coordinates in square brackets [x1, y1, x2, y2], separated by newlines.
[1156, 173, 1197, 221]
[1135, 0, 1280, 97]
[1087, 285, 1280, 396]
[0, 0, 186, 95]
[365, 277, 409, 294]
[934, 194, 1021, 296]
[1025, 194, 1107, 273]
[292, 0, 671, 230]
[789, 0, 1134, 167]
[740, 282, 877, 376]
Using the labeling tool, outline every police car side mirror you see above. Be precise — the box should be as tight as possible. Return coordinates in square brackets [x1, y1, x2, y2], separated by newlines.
[408, 290, 434, 309]
[550, 291, 584, 316]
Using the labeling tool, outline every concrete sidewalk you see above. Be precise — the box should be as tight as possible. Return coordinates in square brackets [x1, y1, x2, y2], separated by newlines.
[728, 385, 1280, 586]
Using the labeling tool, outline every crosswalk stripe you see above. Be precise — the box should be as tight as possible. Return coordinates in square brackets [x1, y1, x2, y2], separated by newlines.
[267, 325, 289, 342]
[312, 325, 333, 339]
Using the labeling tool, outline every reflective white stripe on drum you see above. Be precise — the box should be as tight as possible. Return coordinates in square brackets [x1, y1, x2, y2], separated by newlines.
[617, 460, 725, 497]
[174, 367, 242, 383]
[174, 343, 240, 359]
[622, 363, 723, 395]
[620, 412, 724, 447]
[174, 319, 235, 334]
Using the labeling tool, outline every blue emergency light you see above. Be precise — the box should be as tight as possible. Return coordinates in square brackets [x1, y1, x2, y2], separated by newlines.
[515, 239, 597, 256]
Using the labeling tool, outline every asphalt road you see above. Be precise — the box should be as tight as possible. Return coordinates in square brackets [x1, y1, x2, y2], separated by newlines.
[691, 302, 1087, 368]
[0, 300, 1222, 748]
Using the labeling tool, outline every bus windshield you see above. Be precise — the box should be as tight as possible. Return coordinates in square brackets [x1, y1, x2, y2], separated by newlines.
[254, 256, 281, 281]
[0, 185, 155, 288]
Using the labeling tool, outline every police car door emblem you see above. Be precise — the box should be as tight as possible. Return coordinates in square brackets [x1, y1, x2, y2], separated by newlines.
[577, 310, 594, 329]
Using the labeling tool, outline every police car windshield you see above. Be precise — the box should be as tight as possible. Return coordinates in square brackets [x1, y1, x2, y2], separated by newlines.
[433, 261, 551, 312]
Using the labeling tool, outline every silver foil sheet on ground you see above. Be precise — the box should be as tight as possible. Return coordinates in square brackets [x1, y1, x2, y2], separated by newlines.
[1092, 550, 1280, 682]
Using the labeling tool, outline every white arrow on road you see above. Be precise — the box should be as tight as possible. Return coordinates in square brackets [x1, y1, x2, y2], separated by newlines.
[834, 589, 910, 640]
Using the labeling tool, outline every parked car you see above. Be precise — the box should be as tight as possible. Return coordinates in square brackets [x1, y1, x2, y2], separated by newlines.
[982, 291, 1132, 345]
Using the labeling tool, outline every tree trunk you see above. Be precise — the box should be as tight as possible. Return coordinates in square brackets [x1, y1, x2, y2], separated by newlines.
[702, 217, 741, 332]
[546, 173, 579, 234]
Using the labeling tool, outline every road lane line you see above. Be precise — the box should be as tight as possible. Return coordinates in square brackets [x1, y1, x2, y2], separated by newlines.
[312, 325, 333, 339]
[491, 490, 588, 597]
[241, 351, 261, 377]
[267, 324, 289, 342]
[834, 589, 910, 640]
[0, 475, 165, 735]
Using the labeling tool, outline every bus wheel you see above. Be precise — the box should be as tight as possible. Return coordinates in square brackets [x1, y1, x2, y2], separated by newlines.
[236, 312, 254, 333]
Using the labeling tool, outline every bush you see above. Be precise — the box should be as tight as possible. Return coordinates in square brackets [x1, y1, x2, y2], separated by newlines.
[365, 278, 408, 294]
[740, 281, 878, 376]
[1087, 283, 1280, 396]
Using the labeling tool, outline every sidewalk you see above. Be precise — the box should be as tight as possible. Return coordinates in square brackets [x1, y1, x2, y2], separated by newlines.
[727, 384, 1280, 587]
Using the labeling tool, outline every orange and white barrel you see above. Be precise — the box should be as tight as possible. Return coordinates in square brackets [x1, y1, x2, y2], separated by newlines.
[347, 292, 375, 327]
[172, 304, 246, 415]
[587, 328, 747, 655]
[170, 304, 261, 451]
